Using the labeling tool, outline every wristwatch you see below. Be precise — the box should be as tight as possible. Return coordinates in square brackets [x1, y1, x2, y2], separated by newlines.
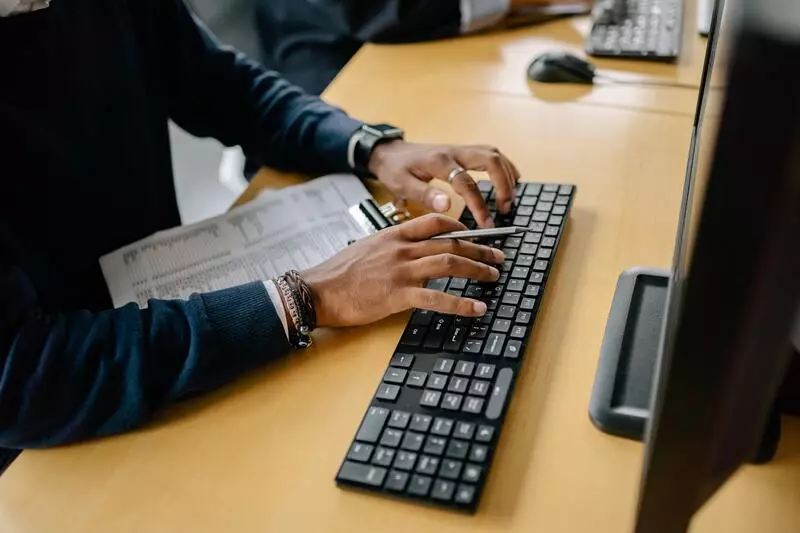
[349, 123, 405, 177]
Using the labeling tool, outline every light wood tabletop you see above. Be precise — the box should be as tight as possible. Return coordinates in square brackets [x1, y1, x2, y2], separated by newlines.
[1, 7, 799, 533]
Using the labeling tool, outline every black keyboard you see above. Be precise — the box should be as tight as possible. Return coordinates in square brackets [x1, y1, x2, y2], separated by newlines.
[586, 0, 684, 60]
[334, 181, 576, 512]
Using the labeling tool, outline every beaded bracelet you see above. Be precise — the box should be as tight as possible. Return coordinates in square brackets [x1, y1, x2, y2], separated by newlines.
[274, 270, 317, 349]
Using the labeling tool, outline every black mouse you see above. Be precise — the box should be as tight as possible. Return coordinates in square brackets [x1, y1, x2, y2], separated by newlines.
[527, 52, 597, 84]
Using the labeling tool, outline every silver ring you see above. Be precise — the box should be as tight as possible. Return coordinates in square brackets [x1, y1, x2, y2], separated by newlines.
[447, 166, 467, 184]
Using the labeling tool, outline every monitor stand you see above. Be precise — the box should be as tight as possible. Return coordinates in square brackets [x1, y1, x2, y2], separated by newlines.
[588, 267, 800, 464]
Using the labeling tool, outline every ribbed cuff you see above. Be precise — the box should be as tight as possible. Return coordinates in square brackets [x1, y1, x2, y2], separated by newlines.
[315, 112, 364, 173]
[200, 281, 291, 372]
[459, 0, 511, 33]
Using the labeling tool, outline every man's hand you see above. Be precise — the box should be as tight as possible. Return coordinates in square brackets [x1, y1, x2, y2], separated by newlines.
[300, 214, 505, 328]
[368, 141, 521, 229]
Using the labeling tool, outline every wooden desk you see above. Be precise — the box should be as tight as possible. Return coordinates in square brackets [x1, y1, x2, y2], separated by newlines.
[1, 11, 799, 533]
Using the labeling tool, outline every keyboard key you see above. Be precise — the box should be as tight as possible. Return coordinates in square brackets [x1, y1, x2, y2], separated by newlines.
[431, 417, 454, 436]
[388, 410, 410, 429]
[411, 309, 435, 326]
[390, 353, 414, 368]
[446, 439, 469, 460]
[513, 215, 530, 227]
[486, 297, 499, 311]
[431, 479, 456, 501]
[408, 475, 432, 497]
[476, 363, 496, 379]
[541, 188, 557, 198]
[347, 442, 373, 462]
[501, 292, 521, 306]
[537, 247, 552, 259]
[454, 360, 475, 376]
[428, 374, 447, 390]
[385, 470, 409, 492]
[510, 326, 526, 339]
[420, 390, 441, 408]
[372, 447, 396, 466]
[516, 205, 534, 216]
[533, 260, 549, 271]
[520, 243, 538, 255]
[401, 326, 426, 346]
[442, 393, 463, 411]
[409, 414, 432, 432]
[383, 367, 407, 384]
[545, 225, 559, 236]
[462, 340, 483, 354]
[376, 384, 400, 401]
[455, 484, 476, 505]
[520, 196, 537, 206]
[502, 248, 518, 261]
[483, 333, 506, 357]
[447, 289, 463, 298]
[338, 462, 386, 487]
[479, 312, 494, 325]
[448, 376, 469, 394]
[527, 184, 543, 195]
[423, 436, 447, 455]
[464, 285, 483, 298]
[381, 428, 403, 447]
[525, 284, 541, 297]
[462, 464, 483, 483]
[463, 396, 485, 414]
[393, 451, 417, 470]
[469, 444, 489, 463]
[476, 425, 495, 442]
[426, 278, 449, 291]
[516, 311, 532, 324]
[433, 358, 454, 373]
[521, 297, 536, 310]
[558, 184, 573, 195]
[555, 194, 570, 205]
[486, 368, 514, 420]
[497, 305, 516, 319]
[511, 266, 530, 279]
[406, 371, 427, 388]
[504, 236, 522, 248]
[500, 260, 513, 272]
[416, 455, 440, 476]
[401, 431, 425, 451]
[469, 379, 490, 396]
[552, 205, 567, 215]
[507, 279, 524, 292]
[549, 215, 563, 226]
[497, 273, 509, 285]
[516, 182, 527, 196]
[449, 277, 468, 290]
[535, 201, 553, 213]
[468, 324, 489, 339]
[439, 459, 463, 480]
[424, 316, 451, 349]
[517, 255, 534, 267]
[524, 231, 542, 244]
[454, 422, 476, 440]
[443, 326, 468, 352]
[355, 407, 389, 443]
[504, 340, 522, 359]
[532, 212, 549, 222]
[530, 272, 545, 283]
[492, 319, 511, 333]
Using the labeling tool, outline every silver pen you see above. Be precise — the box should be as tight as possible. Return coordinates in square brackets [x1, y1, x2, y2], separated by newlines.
[429, 226, 526, 240]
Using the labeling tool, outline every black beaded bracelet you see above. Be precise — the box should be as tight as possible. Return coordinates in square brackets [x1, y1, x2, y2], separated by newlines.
[274, 271, 316, 349]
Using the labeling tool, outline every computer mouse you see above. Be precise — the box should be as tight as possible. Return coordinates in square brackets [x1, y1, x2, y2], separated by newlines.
[527, 52, 597, 84]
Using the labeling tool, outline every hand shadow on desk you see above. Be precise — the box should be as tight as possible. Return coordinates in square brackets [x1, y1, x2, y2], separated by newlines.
[479, 208, 596, 521]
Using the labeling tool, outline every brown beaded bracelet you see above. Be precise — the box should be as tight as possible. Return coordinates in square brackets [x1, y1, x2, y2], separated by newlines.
[274, 271, 317, 349]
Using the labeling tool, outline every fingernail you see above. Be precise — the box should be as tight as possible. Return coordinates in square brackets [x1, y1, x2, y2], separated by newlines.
[489, 266, 500, 279]
[432, 193, 449, 212]
[492, 249, 505, 263]
[472, 301, 487, 315]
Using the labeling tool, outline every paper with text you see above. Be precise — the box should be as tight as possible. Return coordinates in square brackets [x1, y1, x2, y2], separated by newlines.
[100, 174, 371, 308]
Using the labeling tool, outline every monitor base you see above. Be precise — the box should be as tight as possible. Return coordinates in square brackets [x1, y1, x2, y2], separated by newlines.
[589, 267, 800, 464]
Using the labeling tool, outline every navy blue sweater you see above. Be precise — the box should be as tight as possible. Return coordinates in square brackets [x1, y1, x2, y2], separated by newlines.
[0, 0, 363, 456]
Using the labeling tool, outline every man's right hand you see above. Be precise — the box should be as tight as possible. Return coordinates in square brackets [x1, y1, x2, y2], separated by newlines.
[300, 214, 504, 328]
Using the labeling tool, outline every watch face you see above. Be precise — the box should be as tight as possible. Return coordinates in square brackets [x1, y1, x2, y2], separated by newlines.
[364, 124, 404, 137]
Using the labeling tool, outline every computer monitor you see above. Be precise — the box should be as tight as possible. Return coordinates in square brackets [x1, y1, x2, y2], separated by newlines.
[632, 0, 800, 531]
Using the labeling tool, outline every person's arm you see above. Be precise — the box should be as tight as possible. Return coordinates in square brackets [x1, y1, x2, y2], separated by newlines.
[0, 245, 290, 449]
[158, 0, 364, 174]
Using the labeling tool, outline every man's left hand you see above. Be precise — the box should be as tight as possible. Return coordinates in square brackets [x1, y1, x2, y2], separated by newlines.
[368, 141, 521, 228]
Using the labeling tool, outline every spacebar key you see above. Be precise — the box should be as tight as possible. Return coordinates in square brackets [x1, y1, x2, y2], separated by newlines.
[486, 368, 514, 420]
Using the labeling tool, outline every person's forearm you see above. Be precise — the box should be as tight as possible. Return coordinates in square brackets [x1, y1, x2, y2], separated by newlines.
[0, 272, 289, 449]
